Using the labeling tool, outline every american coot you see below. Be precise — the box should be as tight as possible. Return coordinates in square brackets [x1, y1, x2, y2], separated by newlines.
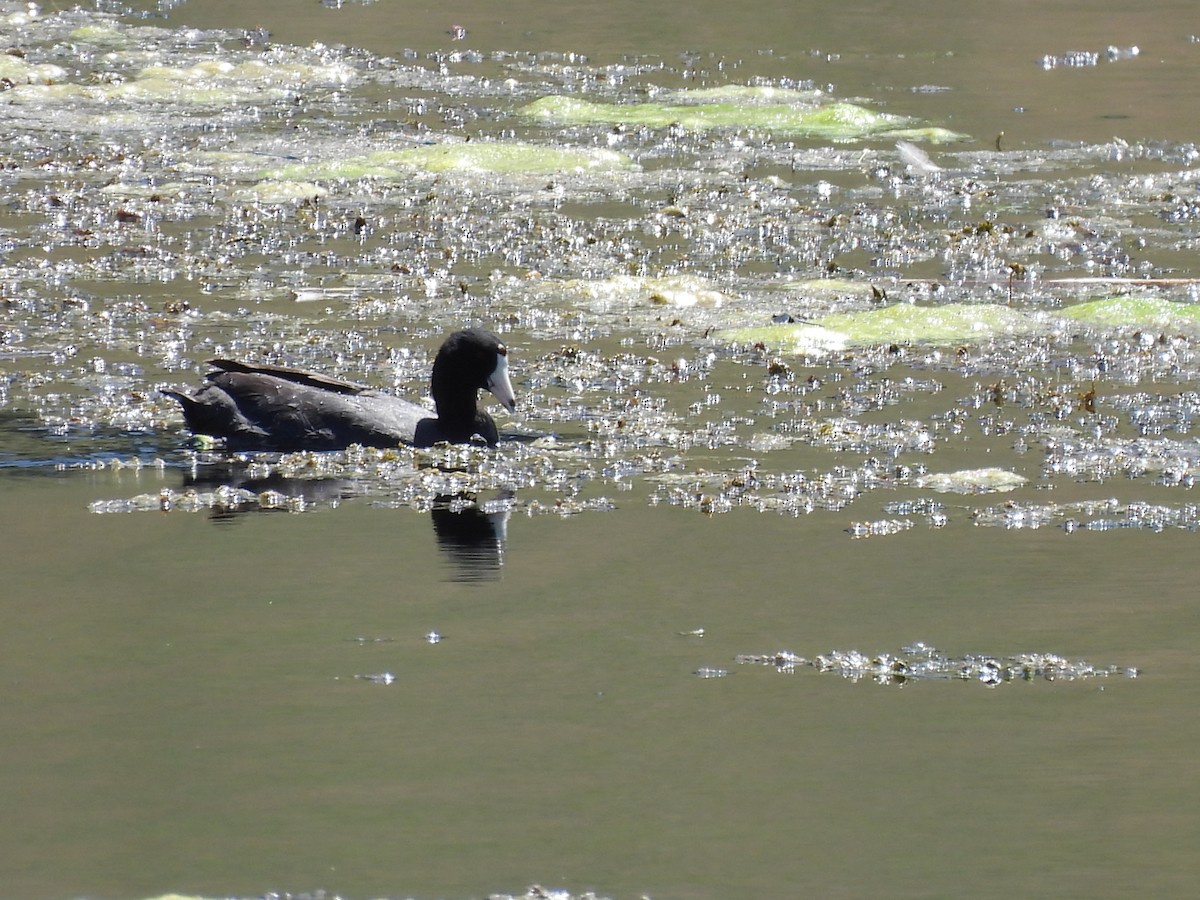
[163, 328, 516, 450]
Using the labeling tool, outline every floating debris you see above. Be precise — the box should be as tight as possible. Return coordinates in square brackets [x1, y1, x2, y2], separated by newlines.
[88, 486, 269, 514]
[845, 518, 914, 538]
[486, 887, 613, 900]
[354, 672, 396, 685]
[735, 644, 1138, 686]
[896, 140, 942, 176]
[881, 498, 946, 516]
[1040, 46, 1139, 69]
[1040, 50, 1100, 69]
[145, 891, 401, 900]
[916, 468, 1028, 494]
[971, 498, 1200, 532]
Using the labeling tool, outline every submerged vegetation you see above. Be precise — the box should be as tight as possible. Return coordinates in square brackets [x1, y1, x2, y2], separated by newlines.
[0, 1, 1199, 542]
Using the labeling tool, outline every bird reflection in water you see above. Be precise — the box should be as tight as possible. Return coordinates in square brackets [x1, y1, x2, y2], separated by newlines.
[179, 465, 509, 581]
[430, 495, 509, 581]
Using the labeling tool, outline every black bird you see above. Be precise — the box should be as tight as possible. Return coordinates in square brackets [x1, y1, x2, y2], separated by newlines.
[163, 328, 516, 451]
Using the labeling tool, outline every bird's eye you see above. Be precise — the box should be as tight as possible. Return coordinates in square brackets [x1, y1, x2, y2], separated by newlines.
[497, 344, 507, 356]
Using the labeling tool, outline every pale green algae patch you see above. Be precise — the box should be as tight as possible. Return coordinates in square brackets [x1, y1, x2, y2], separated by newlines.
[719, 296, 1200, 355]
[231, 181, 329, 203]
[725, 323, 850, 354]
[2, 54, 356, 106]
[774, 279, 879, 298]
[1060, 295, 1200, 328]
[514, 275, 738, 324]
[560, 274, 732, 309]
[68, 22, 136, 45]
[136, 58, 356, 91]
[819, 303, 1037, 343]
[520, 93, 965, 141]
[673, 85, 826, 104]
[721, 303, 1041, 352]
[715, 295, 1200, 356]
[262, 142, 635, 180]
[0, 53, 67, 85]
[916, 468, 1028, 494]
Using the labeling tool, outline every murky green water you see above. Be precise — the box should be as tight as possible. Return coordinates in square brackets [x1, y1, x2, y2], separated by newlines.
[2, 1, 1199, 898]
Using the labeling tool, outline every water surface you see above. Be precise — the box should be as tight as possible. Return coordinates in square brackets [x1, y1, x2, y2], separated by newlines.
[2, 0, 1199, 898]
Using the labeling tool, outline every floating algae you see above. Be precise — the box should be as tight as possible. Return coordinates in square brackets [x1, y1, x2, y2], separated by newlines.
[541, 274, 733, 311]
[720, 303, 1042, 352]
[230, 181, 329, 203]
[915, 467, 1028, 494]
[0, 53, 67, 85]
[770, 279, 882, 300]
[664, 85, 829, 105]
[262, 142, 635, 180]
[520, 94, 965, 142]
[3, 55, 356, 107]
[720, 323, 850, 355]
[807, 302, 1042, 344]
[1059, 295, 1200, 329]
